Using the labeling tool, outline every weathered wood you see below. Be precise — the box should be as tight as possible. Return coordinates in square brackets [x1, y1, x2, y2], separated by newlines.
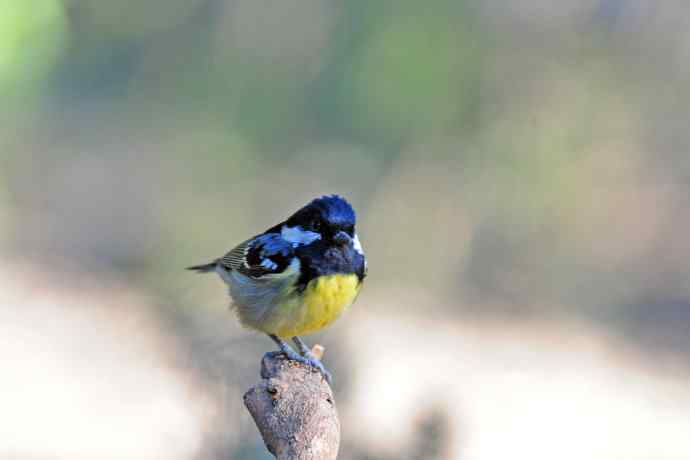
[243, 346, 340, 460]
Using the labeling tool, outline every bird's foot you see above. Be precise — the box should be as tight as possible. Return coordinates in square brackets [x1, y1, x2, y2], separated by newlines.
[263, 349, 332, 384]
[300, 351, 333, 384]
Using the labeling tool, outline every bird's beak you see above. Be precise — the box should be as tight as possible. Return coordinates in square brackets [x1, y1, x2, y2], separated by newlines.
[333, 230, 351, 246]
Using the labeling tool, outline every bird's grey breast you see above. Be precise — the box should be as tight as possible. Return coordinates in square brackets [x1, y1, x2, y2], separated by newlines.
[216, 259, 301, 325]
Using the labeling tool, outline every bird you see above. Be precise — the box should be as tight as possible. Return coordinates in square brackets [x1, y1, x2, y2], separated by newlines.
[188, 195, 367, 383]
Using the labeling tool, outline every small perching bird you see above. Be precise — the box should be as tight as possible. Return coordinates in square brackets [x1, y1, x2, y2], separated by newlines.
[188, 195, 367, 382]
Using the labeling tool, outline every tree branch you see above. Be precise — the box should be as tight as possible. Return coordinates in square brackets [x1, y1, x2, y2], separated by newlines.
[243, 346, 340, 460]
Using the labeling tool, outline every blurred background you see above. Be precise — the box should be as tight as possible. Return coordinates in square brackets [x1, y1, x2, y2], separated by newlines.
[2, 0, 690, 459]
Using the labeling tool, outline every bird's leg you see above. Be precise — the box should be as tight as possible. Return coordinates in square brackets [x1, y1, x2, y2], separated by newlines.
[267, 334, 303, 362]
[292, 336, 311, 356]
[292, 336, 332, 384]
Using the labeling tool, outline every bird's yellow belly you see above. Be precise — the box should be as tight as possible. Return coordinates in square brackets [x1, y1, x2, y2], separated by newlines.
[273, 274, 361, 338]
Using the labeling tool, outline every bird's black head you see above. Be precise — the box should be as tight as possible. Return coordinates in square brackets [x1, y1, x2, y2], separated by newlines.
[284, 195, 366, 288]
[285, 195, 357, 244]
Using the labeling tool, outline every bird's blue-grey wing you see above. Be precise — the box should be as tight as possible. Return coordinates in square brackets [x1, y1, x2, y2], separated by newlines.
[218, 233, 294, 278]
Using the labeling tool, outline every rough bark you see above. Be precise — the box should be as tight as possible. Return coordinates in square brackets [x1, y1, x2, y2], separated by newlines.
[243, 346, 340, 460]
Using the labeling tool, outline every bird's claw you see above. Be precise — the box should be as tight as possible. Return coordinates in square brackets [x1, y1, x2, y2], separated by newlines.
[264, 350, 332, 384]
[302, 353, 333, 384]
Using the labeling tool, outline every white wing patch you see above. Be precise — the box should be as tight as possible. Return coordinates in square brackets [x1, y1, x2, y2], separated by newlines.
[281, 225, 321, 247]
[260, 258, 278, 270]
[353, 233, 364, 255]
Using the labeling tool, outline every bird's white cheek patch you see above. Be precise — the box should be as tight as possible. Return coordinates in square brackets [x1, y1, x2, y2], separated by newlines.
[281, 225, 321, 246]
[352, 233, 364, 255]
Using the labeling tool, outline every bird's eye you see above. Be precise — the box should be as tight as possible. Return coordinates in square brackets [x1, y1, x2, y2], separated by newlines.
[311, 219, 322, 232]
[344, 224, 354, 236]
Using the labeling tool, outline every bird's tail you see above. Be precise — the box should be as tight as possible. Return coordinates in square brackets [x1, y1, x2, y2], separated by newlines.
[186, 261, 218, 273]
